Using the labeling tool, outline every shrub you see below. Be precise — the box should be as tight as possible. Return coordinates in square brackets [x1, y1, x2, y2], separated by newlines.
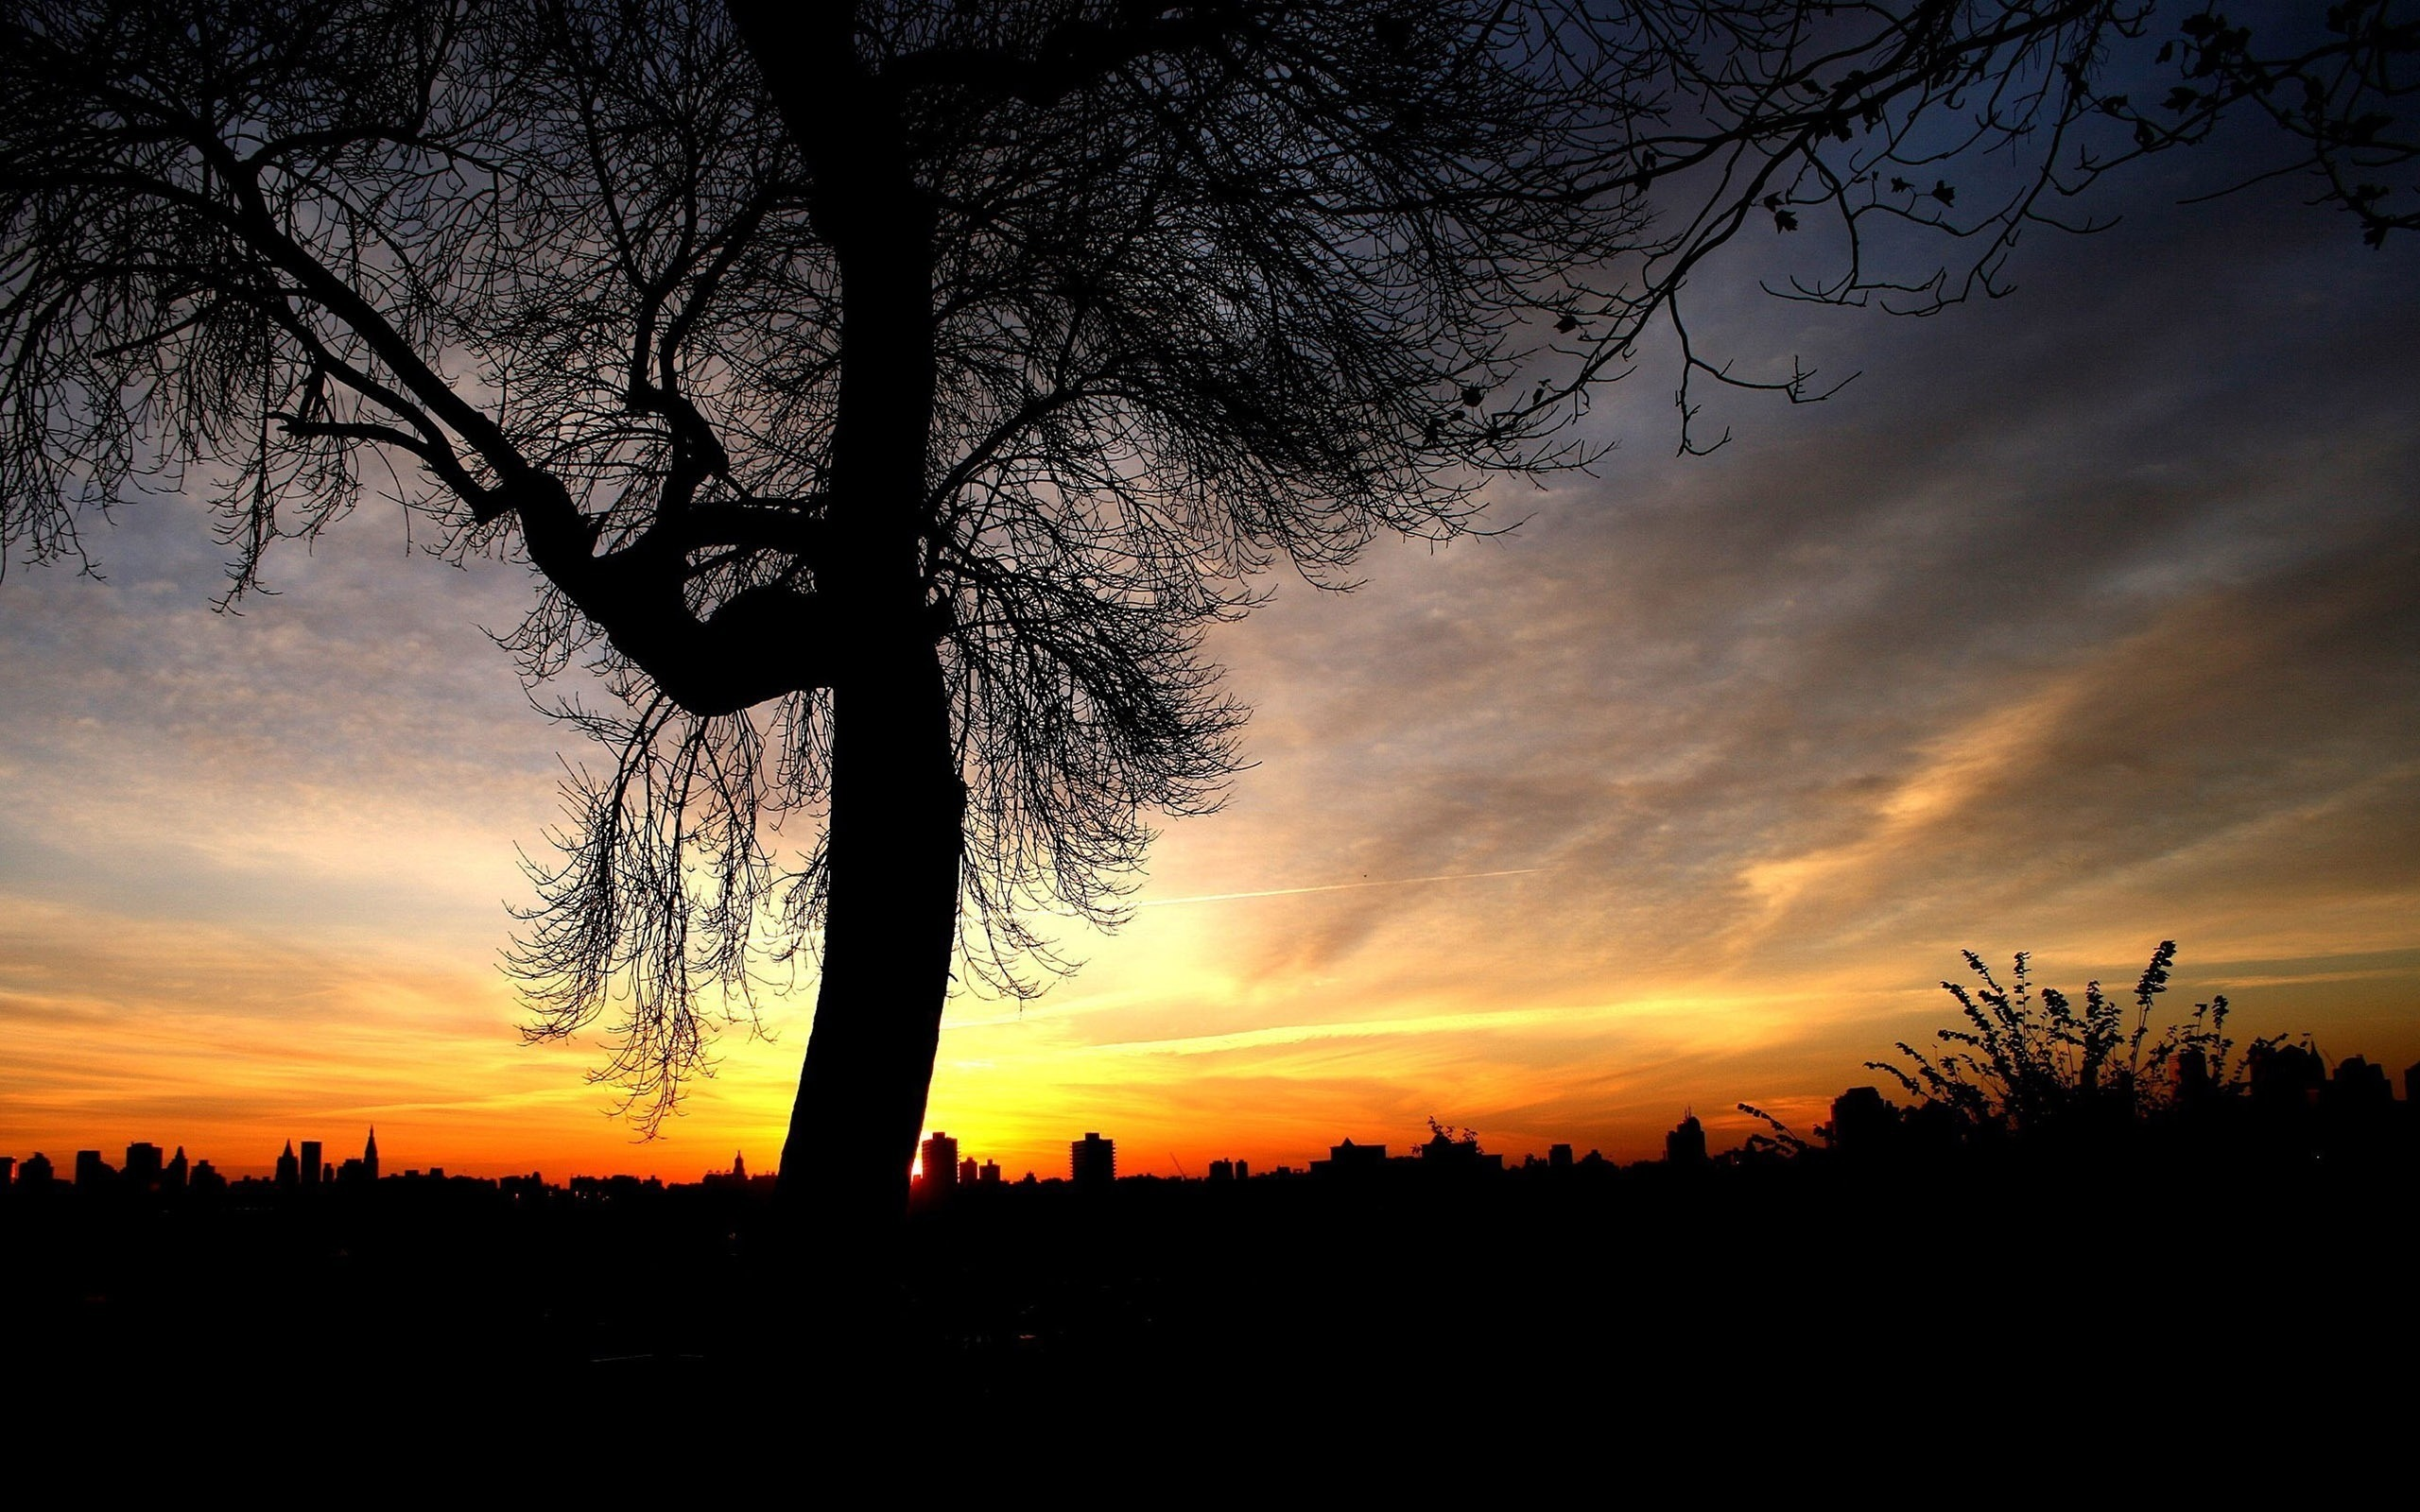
[1868, 941, 2266, 1141]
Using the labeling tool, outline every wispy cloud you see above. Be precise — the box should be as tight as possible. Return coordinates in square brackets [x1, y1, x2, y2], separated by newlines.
[3, 132, 2415, 1180]
[1132, 868, 1547, 909]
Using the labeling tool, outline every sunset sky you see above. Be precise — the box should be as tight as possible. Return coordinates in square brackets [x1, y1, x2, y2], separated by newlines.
[4, 112, 2415, 1183]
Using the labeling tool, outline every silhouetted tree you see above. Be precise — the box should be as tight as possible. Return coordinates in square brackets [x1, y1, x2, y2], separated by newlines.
[5, 1, 2409, 1244]
[1870, 942, 2272, 1141]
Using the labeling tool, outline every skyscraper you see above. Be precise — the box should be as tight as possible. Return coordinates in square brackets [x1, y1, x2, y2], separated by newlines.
[363, 1126, 379, 1182]
[922, 1132, 960, 1194]
[1071, 1132, 1115, 1190]
[1665, 1112, 1708, 1166]
[299, 1140, 322, 1189]
[275, 1141, 300, 1189]
[123, 1143, 164, 1191]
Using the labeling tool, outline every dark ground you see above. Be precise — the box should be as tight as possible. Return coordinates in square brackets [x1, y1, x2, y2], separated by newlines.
[7, 1141, 2411, 1469]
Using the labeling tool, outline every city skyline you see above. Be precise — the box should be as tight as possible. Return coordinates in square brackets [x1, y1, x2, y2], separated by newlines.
[4, 83, 2416, 1186]
[16, 1035, 2419, 1188]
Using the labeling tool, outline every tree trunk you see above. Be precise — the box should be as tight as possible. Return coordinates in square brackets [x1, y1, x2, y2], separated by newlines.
[774, 633, 962, 1246]
[736, 0, 952, 1265]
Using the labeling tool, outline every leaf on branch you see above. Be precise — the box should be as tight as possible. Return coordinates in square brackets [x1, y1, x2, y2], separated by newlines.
[1930, 180, 1957, 206]
[1774, 209, 1799, 232]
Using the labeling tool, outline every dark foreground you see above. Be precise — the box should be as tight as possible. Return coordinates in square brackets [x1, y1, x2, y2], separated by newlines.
[7, 1139, 2411, 1469]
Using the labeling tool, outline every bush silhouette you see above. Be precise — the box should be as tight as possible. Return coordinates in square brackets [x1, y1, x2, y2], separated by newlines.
[1868, 941, 2277, 1143]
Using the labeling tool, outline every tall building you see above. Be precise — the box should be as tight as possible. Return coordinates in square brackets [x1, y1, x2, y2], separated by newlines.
[1071, 1132, 1115, 1189]
[75, 1150, 112, 1190]
[1666, 1112, 1708, 1166]
[123, 1143, 164, 1191]
[275, 1141, 300, 1189]
[1829, 1087, 1896, 1155]
[2329, 1056, 2394, 1109]
[363, 1126, 379, 1182]
[299, 1140, 323, 1189]
[922, 1132, 960, 1193]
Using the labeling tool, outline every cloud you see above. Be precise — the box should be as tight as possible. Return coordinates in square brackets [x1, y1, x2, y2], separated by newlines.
[4, 114, 2415, 1177]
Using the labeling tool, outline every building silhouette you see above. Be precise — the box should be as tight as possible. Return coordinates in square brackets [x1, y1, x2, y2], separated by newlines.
[1829, 1087, 1896, 1155]
[364, 1126, 379, 1182]
[123, 1142, 164, 1192]
[1312, 1139, 1388, 1179]
[74, 1150, 111, 1190]
[2250, 1042, 2327, 1105]
[923, 1132, 960, 1194]
[2329, 1056, 2394, 1111]
[1665, 1112, 1708, 1166]
[18, 1152, 52, 1186]
[300, 1140, 323, 1190]
[1071, 1132, 1115, 1189]
[274, 1141, 300, 1189]
[2174, 1046, 2214, 1103]
[1415, 1126, 1500, 1175]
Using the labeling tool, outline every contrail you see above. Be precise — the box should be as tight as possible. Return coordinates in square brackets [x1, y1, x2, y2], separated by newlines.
[1132, 868, 1545, 909]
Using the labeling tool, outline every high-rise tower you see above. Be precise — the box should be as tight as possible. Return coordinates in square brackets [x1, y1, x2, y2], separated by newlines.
[1071, 1132, 1116, 1190]
[921, 1132, 960, 1194]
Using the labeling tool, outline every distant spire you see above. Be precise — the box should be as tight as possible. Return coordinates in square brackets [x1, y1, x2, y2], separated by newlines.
[365, 1126, 378, 1159]
[283, 1140, 293, 1156]
[732, 1150, 746, 1180]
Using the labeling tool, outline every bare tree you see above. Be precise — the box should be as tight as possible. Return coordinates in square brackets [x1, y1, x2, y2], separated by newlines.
[5, 0, 2409, 1239]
